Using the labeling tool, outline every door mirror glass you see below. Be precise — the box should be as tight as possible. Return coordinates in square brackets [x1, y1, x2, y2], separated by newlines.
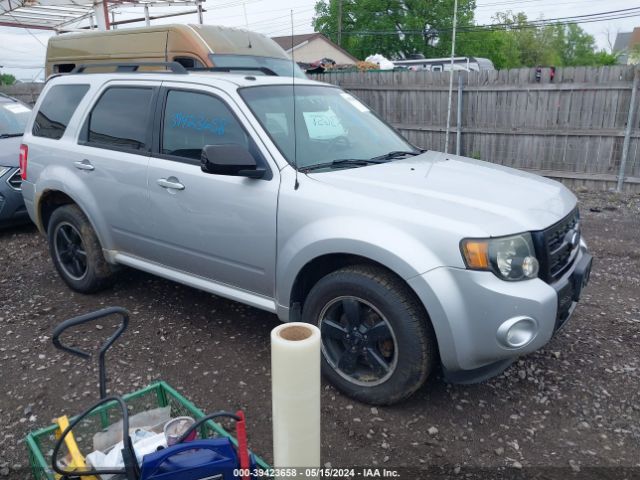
[201, 144, 265, 179]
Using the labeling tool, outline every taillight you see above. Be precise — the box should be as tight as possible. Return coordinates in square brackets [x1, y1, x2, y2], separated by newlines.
[19, 144, 28, 181]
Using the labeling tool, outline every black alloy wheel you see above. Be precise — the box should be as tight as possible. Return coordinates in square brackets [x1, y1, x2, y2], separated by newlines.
[53, 221, 88, 281]
[319, 296, 398, 386]
[302, 265, 437, 405]
[47, 204, 115, 293]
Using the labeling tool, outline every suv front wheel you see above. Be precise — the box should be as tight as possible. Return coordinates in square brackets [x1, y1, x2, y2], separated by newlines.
[302, 265, 437, 405]
[47, 204, 115, 293]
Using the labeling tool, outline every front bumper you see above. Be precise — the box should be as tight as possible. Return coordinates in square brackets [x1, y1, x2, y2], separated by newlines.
[0, 168, 30, 228]
[408, 244, 592, 382]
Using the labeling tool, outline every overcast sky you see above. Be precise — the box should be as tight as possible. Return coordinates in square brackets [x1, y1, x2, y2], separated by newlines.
[0, 0, 637, 81]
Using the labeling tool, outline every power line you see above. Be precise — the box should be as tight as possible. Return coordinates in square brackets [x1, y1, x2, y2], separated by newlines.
[205, 0, 263, 10]
[266, 19, 314, 36]
[29, 67, 44, 82]
[484, 6, 640, 24]
[225, 4, 315, 21]
[477, 0, 569, 7]
[2, 12, 49, 47]
[476, 0, 601, 8]
[260, 17, 313, 32]
[233, 7, 314, 29]
[459, 11, 640, 32]
[324, 7, 640, 37]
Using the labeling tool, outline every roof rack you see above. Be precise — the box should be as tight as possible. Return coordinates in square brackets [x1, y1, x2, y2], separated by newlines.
[190, 66, 279, 76]
[70, 62, 188, 74]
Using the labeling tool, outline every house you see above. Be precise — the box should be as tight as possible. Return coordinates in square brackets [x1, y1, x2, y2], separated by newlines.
[613, 28, 640, 64]
[271, 33, 358, 66]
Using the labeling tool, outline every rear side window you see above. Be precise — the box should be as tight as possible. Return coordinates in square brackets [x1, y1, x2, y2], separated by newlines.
[32, 84, 89, 140]
[86, 87, 153, 152]
[54, 64, 76, 73]
[173, 57, 204, 69]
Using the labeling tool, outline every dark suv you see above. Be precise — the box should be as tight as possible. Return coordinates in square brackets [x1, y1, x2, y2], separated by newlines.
[0, 93, 31, 228]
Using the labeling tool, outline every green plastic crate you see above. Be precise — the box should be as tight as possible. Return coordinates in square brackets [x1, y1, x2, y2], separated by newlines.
[26, 381, 270, 479]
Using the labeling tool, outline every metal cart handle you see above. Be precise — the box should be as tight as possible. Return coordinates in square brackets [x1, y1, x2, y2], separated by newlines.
[52, 307, 129, 399]
[51, 395, 140, 480]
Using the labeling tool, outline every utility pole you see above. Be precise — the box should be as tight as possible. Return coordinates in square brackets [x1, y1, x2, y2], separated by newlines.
[197, 0, 204, 24]
[337, 0, 342, 47]
[444, 0, 458, 154]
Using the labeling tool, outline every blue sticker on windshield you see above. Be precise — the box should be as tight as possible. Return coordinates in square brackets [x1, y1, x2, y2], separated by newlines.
[171, 112, 227, 135]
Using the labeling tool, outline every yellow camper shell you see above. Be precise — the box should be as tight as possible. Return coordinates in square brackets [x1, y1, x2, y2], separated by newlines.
[45, 24, 296, 77]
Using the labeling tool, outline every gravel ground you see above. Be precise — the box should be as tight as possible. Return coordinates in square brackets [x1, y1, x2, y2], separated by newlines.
[0, 190, 639, 479]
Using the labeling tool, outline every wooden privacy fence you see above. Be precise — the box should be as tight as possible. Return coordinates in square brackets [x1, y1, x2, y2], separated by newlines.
[0, 82, 43, 106]
[311, 66, 640, 192]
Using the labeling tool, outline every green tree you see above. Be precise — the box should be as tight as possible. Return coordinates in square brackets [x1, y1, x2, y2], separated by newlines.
[315, 3, 620, 68]
[628, 44, 640, 64]
[459, 13, 618, 68]
[0, 74, 16, 86]
[313, 0, 476, 60]
[591, 49, 619, 66]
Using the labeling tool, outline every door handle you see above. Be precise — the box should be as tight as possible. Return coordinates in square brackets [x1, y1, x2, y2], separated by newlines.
[74, 160, 95, 171]
[157, 178, 185, 190]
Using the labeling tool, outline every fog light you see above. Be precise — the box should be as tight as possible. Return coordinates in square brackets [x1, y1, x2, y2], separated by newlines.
[497, 316, 537, 348]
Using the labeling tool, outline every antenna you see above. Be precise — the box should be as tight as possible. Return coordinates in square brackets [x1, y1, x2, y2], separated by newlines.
[291, 9, 299, 190]
[243, 3, 252, 48]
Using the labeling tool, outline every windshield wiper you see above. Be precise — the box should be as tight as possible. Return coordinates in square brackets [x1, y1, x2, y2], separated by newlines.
[300, 158, 385, 173]
[369, 150, 422, 162]
[0, 133, 23, 139]
[300, 151, 424, 173]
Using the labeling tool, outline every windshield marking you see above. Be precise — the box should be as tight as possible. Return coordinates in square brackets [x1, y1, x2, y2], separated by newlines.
[171, 112, 227, 136]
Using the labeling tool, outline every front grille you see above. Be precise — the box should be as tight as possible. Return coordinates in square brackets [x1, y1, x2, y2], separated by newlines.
[6, 169, 22, 190]
[533, 208, 580, 283]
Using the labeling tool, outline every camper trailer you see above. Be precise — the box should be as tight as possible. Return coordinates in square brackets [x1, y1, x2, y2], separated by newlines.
[393, 56, 495, 72]
[45, 24, 305, 78]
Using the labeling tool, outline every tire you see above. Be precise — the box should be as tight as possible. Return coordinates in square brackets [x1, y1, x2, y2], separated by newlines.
[302, 264, 437, 405]
[47, 204, 115, 293]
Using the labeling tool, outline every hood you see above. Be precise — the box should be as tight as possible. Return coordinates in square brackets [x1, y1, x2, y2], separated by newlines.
[308, 151, 577, 236]
[0, 135, 22, 168]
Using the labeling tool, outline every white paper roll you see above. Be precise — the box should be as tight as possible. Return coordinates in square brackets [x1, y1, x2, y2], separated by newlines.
[271, 322, 321, 471]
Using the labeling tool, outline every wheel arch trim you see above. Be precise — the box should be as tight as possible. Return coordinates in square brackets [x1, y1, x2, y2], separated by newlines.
[35, 171, 113, 249]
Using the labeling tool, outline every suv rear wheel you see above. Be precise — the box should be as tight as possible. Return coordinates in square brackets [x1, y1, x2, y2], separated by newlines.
[302, 265, 436, 405]
[47, 204, 115, 293]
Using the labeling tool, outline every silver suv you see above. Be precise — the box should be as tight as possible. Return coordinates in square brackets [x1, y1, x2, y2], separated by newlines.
[21, 64, 592, 405]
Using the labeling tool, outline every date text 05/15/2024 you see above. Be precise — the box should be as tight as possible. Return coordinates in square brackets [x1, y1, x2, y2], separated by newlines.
[233, 468, 400, 477]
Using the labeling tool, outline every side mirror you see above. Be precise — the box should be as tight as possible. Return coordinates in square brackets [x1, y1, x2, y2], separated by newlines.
[200, 144, 266, 179]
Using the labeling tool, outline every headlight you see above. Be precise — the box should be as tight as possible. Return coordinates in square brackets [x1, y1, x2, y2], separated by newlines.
[0, 166, 10, 178]
[460, 233, 539, 281]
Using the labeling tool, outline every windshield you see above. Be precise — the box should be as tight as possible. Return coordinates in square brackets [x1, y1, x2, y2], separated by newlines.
[209, 54, 306, 78]
[0, 101, 31, 136]
[240, 85, 416, 170]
